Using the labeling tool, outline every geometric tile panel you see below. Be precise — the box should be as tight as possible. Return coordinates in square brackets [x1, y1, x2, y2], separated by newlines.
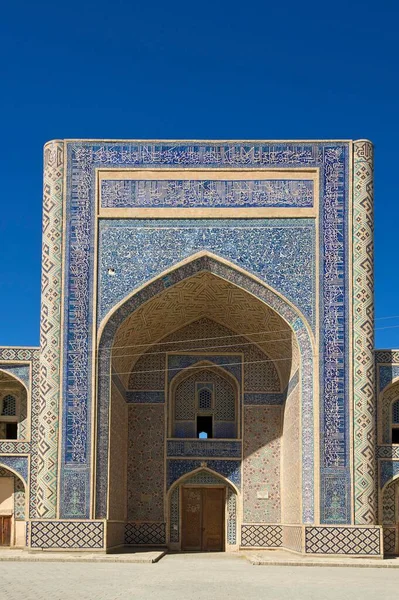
[305, 527, 381, 555]
[125, 522, 166, 545]
[383, 527, 397, 555]
[241, 525, 282, 547]
[30, 521, 104, 549]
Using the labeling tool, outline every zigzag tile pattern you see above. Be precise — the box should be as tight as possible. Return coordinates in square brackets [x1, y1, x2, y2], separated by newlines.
[353, 141, 377, 524]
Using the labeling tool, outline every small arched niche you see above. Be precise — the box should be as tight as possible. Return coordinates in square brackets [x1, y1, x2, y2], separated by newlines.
[0, 371, 28, 441]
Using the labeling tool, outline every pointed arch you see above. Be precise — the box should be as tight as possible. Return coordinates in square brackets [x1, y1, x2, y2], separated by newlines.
[167, 466, 240, 498]
[95, 253, 315, 525]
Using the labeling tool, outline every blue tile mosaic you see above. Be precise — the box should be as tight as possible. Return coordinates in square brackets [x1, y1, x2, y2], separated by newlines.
[100, 178, 314, 209]
[98, 219, 315, 327]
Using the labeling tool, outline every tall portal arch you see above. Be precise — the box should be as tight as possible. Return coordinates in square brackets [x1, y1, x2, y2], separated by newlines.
[95, 253, 315, 531]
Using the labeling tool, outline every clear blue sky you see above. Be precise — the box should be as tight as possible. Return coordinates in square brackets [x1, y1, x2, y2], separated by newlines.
[0, 0, 397, 348]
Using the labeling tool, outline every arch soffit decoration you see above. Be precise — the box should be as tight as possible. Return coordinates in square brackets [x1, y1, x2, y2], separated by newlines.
[124, 313, 288, 392]
[380, 377, 399, 398]
[167, 466, 240, 498]
[100, 253, 314, 391]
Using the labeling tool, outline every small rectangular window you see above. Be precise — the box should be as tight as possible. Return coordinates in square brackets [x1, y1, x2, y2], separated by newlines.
[392, 428, 399, 443]
[197, 415, 213, 439]
[5, 423, 17, 439]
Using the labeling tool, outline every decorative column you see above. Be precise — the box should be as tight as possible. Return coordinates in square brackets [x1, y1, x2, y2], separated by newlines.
[353, 140, 377, 524]
[36, 141, 64, 518]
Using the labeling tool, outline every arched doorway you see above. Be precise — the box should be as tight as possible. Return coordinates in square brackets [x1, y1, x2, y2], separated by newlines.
[0, 465, 26, 547]
[96, 254, 315, 550]
[168, 468, 239, 552]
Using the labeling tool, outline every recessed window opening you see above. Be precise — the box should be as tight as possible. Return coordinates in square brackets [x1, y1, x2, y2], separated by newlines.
[5, 423, 17, 439]
[392, 399, 399, 443]
[198, 386, 213, 410]
[197, 415, 213, 439]
[1, 395, 16, 416]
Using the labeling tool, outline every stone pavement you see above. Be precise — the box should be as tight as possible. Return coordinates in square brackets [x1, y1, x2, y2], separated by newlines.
[2, 553, 399, 600]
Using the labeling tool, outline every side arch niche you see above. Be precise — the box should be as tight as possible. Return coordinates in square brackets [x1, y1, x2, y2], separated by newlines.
[0, 464, 27, 547]
[0, 370, 28, 441]
[95, 253, 315, 549]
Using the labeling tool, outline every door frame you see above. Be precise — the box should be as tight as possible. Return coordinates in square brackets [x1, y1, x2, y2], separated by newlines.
[180, 484, 226, 552]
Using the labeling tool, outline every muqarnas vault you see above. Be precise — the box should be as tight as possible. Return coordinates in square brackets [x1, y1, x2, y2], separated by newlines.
[0, 139, 395, 556]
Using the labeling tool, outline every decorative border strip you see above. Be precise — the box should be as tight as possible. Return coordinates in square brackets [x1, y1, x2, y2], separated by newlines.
[37, 141, 64, 518]
[167, 440, 242, 458]
[353, 141, 376, 524]
[377, 446, 399, 459]
[100, 178, 314, 209]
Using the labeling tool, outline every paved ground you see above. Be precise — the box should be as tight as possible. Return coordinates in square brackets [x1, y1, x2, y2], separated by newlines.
[2, 553, 399, 600]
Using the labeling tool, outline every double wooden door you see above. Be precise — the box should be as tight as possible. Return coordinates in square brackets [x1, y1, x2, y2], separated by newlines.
[0, 516, 11, 546]
[181, 487, 224, 552]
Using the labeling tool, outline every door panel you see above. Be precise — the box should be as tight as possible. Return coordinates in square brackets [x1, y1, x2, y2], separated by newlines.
[0, 516, 11, 546]
[202, 488, 224, 551]
[182, 488, 202, 551]
[181, 487, 225, 552]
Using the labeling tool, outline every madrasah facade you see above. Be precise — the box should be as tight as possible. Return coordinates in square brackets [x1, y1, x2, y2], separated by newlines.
[0, 139, 398, 557]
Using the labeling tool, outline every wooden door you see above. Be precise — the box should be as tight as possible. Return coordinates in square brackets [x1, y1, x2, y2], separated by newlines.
[182, 488, 202, 551]
[202, 488, 224, 551]
[181, 487, 224, 552]
[0, 516, 11, 546]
